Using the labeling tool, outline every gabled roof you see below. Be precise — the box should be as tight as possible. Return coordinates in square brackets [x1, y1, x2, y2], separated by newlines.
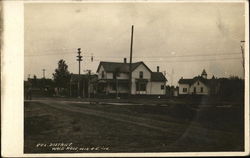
[96, 61, 167, 82]
[193, 76, 209, 85]
[178, 79, 194, 85]
[178, 76, 219, 86]
[179, 76, 208, 85]
[151, 72, 167, 82]
[96, 61, 152, 73]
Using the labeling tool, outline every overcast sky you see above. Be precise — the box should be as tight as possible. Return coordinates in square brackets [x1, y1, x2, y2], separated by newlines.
[24, 2, 245, 85]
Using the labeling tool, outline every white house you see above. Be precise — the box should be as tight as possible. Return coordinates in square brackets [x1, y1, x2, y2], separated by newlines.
[96, 58, 167, 96]
[178, 69, 219, 96]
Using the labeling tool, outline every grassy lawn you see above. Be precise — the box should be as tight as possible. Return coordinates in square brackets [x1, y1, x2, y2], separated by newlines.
[24, 99, 244, 153]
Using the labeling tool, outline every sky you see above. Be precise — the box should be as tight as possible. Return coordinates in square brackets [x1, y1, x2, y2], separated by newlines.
[24, 2, 245, 86]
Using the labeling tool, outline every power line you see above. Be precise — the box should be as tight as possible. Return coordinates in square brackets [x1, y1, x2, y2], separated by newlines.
[92, 57, 241, 63]
[133, 52, 241, 58]
[25, 52, 74, 57]
[142, 57, 242, 63]
[47, 56, 241, 64]
[87, 52, 241, 59]
[24, 29, 130, 57]
[25, 52, 241, 58]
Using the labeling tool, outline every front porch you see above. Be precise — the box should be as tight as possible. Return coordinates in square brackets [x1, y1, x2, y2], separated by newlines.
[97, 79, 130, 95]
[135, 79, 149, 95]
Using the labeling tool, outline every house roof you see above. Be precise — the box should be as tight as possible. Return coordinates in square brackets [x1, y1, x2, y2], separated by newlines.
[96, 61, 167, 82]
[178, 79, 194, 85]
[178, 76, 218, 86]
[96, 61, 152, 73]
[151, 72, 167, 82]
[179, 76, 206, 85]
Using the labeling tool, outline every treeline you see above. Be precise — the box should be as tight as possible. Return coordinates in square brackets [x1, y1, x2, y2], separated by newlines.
[217, 76, 244, 101]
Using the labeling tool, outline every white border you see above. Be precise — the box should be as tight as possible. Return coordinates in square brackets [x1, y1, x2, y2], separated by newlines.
[1, 0, 24, 157]
[1, 0, 249, 157]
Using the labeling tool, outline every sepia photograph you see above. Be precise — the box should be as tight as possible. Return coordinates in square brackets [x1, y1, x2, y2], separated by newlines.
[1, 0, 249, 157]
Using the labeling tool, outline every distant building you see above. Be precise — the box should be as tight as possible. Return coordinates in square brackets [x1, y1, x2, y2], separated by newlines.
[96, 58, 167, 96]
[178, 69, 219, 96]
[165, 85, 179, 97]
[173, 87, 179, 96]
[69, 73, 98, 97]
[24, 77, 54, 97]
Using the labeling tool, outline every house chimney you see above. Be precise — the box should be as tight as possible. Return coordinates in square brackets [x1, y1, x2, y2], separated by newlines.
[124, 58, 127, 63]
[157, 66, 159, 72]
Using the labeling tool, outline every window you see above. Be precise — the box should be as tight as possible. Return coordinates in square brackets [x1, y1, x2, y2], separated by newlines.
[201, 87, 203, 93]
[194, 87, 196, 93]
[139, 71, 143, 79]
[197, 81, 199, 85]
[101, 71, 105, 78]
[183, 88, 187, 92]
[161, 85, 165, 90]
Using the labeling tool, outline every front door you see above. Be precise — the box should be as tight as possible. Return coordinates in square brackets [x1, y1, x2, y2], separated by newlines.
[136, 82, 147, 94]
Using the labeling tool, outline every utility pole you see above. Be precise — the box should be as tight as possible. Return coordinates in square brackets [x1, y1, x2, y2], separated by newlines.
[171, 68, 174, 86]
[42, 69, 46, 78]
[129, 25, 134, 96]
[76, 48, 83, 98]
[88, 70, 91, 98]
[240, 41, 245, 68]
[240, 40, 245, 78]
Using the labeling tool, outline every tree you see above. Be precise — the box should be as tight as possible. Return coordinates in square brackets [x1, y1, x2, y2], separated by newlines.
[53, 59, 71, 89]
[32, 75, 37, 87]
[218, 76, 244, 101]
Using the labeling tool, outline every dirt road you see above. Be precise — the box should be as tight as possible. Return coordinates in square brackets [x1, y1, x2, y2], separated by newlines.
[24, 99, 244, 153]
